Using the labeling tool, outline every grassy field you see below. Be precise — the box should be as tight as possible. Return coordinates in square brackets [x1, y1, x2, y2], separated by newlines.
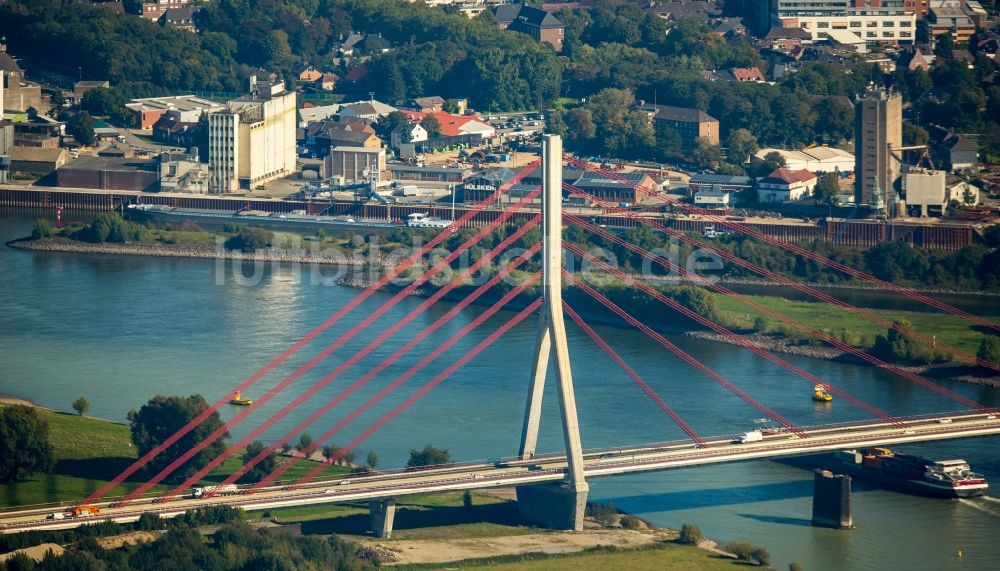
[255, 491, 540, 541]
[713, 292, 999, 356]
[0, 404, 348, 508]
[394, 543, 748, 570]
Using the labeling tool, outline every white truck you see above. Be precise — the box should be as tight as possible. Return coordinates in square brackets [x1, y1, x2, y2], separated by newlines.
[191, 484, 239, 498]
[735, 430, 763, 444]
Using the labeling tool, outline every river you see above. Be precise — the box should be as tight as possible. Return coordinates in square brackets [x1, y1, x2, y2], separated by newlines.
[1, 210, 998, 570]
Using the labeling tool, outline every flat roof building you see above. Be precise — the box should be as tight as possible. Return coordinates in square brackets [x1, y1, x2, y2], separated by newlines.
[208, 79, 296, 193]
[126, 95, 225, 129]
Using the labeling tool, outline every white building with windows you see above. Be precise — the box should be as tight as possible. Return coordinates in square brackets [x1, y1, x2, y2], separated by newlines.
[774, 0, 916, 44]
[208, 78, 296, 193]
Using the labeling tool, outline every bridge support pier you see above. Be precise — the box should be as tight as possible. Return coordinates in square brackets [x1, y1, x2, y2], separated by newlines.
[369, 498, 397, 538]
[811, 470, 853, 529]
[515, 482, 589, 531]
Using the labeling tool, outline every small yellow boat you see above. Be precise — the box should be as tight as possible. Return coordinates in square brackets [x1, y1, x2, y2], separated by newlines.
[230, 391, 253, 406]
[812, 384, 833, 402]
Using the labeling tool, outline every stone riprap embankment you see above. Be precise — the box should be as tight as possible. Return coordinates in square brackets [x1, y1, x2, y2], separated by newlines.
[8, 238, 374, 267]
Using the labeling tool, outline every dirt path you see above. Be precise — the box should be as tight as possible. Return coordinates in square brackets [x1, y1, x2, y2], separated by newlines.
[359, 528, 674, 565]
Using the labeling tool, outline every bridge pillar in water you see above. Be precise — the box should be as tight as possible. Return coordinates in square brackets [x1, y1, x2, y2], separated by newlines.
[369, 498, 397, 538]
[515, 482, 588, 531]
[811, 470, 853, 529]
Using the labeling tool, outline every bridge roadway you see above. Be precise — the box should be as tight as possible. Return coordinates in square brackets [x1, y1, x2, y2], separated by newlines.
[2, 411, 998, 533]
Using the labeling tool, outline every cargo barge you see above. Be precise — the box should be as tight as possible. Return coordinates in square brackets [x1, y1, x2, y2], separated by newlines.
[124, 203, 414, 233]
[799, 448, 988, 498]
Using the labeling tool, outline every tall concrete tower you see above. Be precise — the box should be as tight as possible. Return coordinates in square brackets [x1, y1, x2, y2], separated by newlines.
[516, 134, 589, 531]
[855, 87, 902, 207]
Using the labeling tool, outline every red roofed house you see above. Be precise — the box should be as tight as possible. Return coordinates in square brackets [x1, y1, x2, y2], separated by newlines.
[413, 111, 496, 140]
[729, 67, 765, 83]
[758, 168, 817, 203]
[344, 66, 368, 83]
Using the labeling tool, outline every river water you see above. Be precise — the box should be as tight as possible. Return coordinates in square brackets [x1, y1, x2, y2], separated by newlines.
[1, 210, 998, 570]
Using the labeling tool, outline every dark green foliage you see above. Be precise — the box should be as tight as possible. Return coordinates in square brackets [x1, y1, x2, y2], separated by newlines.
[984, 225, 1000, 249]
[406, 443, 452, 468]
[422, 114, 442, 138]
[0, 405, 54, 484]
[871, 319, 950, 364]
[225, 228, 273, 253]
[366, 449, 378, 470]
[790, 563, 804, 571]
[135, 512, 163, 532]
[67, 112, 96, 146]
[978, 335, 1000, 365]
[127, 395, 229, 484]
[678, 523, 702, 545]
[31, 218, 54, 239]
[240, 440, 277, 484]
[76, 212, 146, 244]
[296, 432, 314, 452]
[71, 396, 90, 416]
[813, 172, 841, 206]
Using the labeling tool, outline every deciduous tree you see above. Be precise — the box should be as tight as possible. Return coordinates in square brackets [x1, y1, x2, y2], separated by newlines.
[72, 396, 90, 417]
[128, 395, 229, 483]
[0, 405, 54, 484]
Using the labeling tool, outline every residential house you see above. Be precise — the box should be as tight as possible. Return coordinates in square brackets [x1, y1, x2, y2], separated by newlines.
[73, 80, 110, 103]
[344, 66, 369, 84]
[406, 96, 446, 113]
[140, 0, 192, 22]
[946, 174, 980, 206]
[728, 67, 766, 82]
[295, 65, 324, 83]
[646, 1, 722, 23]
[337, 33, 392, 56]
[757, 168, 817, 203]
[390, 123, 428, 149]
[339, 99, 396, 122]
[305, 121, 381, 158]
[508, 5, 565, 52]
[634, 102, 720, 148]
[763, 27, 813, 54]
[943, 135, 978, 170]
[898, 46, 936, 72]
[314, 73, 338, 92]
[693, 186, 731, 208]
[151, 113, 200, 148]
[161, 6, 199, 31]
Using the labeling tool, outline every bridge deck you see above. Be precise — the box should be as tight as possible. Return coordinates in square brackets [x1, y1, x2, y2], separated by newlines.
[2, 412, 997, 533]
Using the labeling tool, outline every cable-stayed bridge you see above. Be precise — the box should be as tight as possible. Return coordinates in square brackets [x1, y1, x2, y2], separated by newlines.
[2, 136, 997, 535]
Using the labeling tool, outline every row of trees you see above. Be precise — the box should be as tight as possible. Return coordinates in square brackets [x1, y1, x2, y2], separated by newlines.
[0, 517, 362, 571]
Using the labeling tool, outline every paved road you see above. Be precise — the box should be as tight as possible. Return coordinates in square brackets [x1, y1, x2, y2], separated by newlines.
[2, 411, 997, 533]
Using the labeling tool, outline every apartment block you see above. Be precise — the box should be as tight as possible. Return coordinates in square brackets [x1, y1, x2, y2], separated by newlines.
[775, 0, 917, 44]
